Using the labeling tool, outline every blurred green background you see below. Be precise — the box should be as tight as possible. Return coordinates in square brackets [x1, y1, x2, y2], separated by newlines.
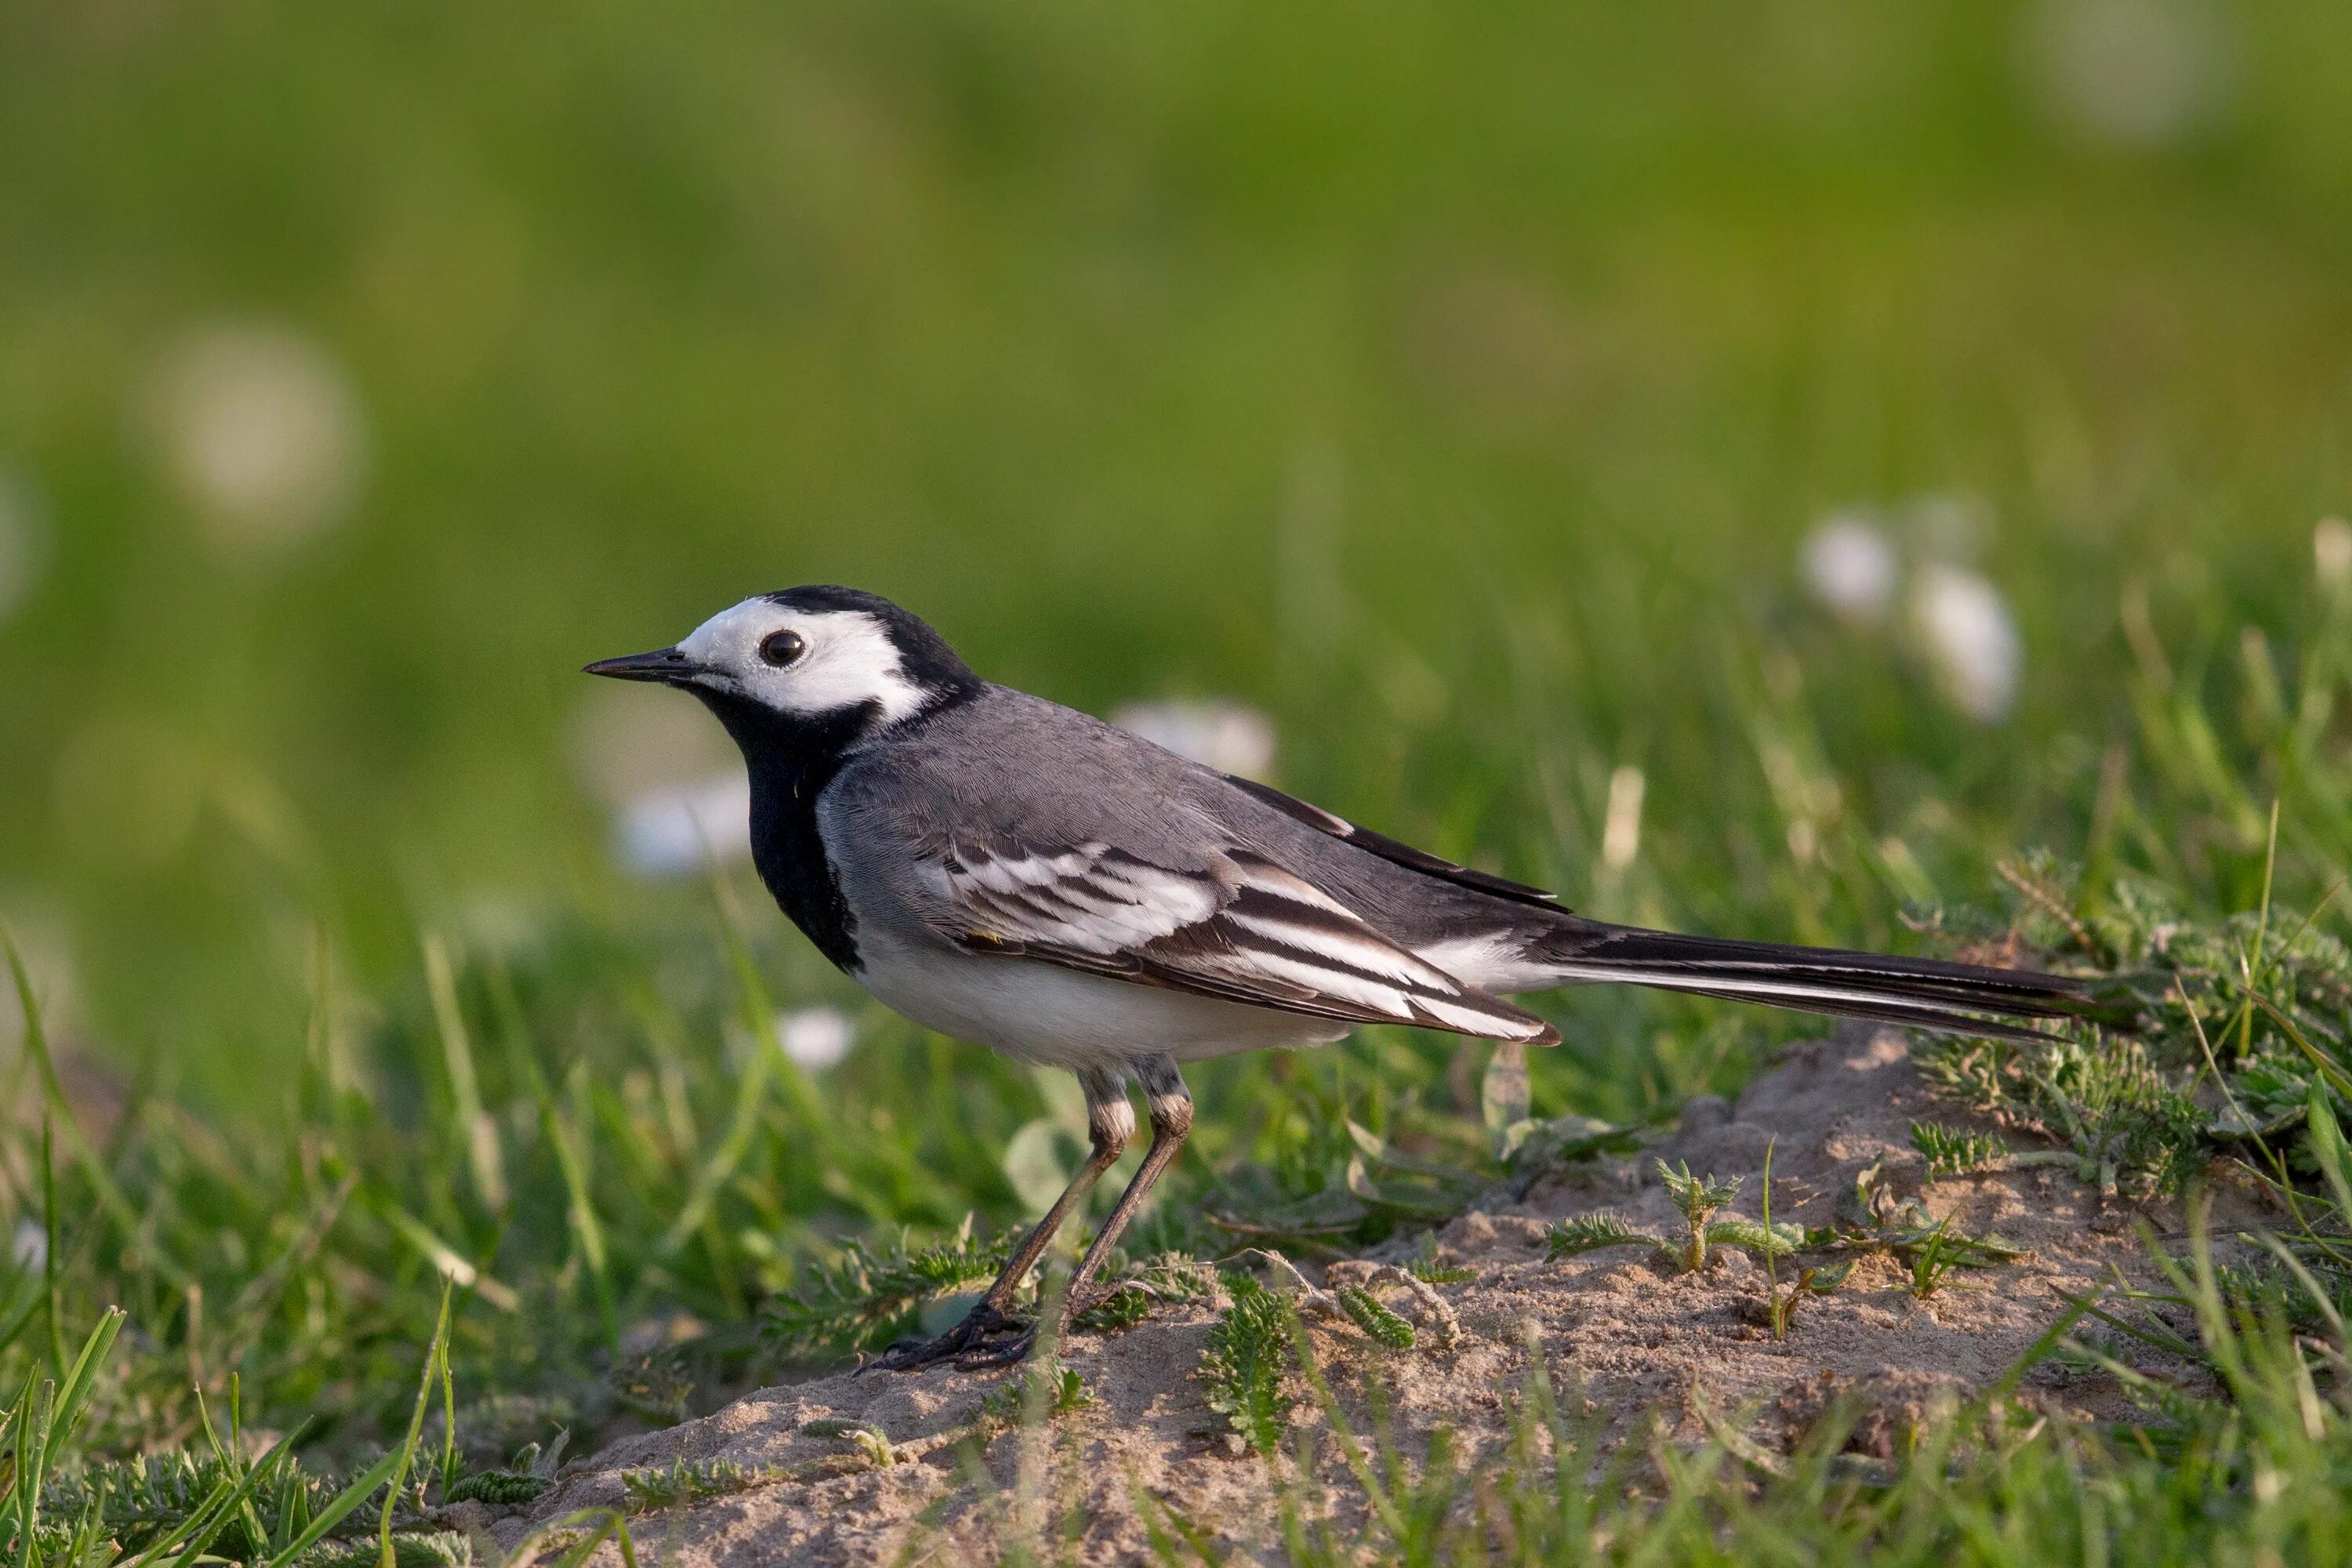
[5, 0, 2350, 1098]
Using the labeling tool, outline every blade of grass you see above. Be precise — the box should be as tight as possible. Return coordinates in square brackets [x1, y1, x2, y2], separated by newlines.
[556, 1059, 617, 1345]
[2303, 1078, 2352, 1225]
[659, 874, 795, 1257]
[259, 1443, 409, 1568]
[2, 923, 191, 1291]
[506, 1508, 641, 1568]
[42, 1306, 123, 1457]
[379, 1279, 455, 1568]
[12, 1378, 53, 1568]
[423, 933, 508, 1215]
[41, 1120, 64, 1381]
[1761, 1138, 1778, 1339]
[154, 1434, 299, 1568]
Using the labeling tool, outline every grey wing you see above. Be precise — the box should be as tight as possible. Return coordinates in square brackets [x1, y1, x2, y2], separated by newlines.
[916, 833, 1559, 1044]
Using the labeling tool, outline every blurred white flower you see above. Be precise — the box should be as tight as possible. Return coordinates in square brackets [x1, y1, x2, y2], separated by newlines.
[0, 470, 51, 623]
[614, 773, 753, 879]
[775, 1005, 854, 1071]
[2023, 0, 2234, 148]
[1600, 764, 1645, 870]
[1111, 698, 1276, 779]
[149, 322, 366, 546]
[1911, 564, 2023, 723]
[575, 684, 757, 879]
[2315, 517, 2352, 589]
[10, 1218, 43, 1272]
[1800, 514, 1898, 622]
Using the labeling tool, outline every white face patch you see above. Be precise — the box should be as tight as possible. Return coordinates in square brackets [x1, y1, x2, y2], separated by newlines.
[676, 599, 930, 724]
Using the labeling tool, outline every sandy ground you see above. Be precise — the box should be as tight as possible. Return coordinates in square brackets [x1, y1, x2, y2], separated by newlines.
[485, 1025, 2248, 1566]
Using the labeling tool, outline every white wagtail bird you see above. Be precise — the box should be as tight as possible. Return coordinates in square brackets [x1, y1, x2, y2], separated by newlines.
[587, 586, 2090, 1370]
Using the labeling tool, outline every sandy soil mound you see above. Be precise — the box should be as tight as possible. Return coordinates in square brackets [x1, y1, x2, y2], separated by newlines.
[488, 1026, 2246, 1565]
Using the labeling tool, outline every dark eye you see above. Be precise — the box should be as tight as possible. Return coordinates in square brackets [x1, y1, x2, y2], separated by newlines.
[758, 630, 807, 668]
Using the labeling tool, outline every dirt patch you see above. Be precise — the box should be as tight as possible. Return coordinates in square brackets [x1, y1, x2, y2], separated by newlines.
[492, 1025, 2256, 1565]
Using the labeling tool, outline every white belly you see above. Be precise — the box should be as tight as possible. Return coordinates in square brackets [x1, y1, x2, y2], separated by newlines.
[852, 931, 1352, 1069]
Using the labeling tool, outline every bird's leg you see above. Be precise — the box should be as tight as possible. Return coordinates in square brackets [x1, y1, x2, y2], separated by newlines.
[960, 1054, 1193, 1367]
[863, 1066, 1133, 1374]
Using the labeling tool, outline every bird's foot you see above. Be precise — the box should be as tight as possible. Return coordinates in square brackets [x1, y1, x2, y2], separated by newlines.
[860, 1300, 1033, 1374]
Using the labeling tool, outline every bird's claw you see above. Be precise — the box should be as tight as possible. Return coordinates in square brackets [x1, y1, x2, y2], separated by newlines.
[859, 1300, 1033, 1374]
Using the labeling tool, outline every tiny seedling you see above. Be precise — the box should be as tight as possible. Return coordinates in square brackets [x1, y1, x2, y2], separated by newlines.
[1758, 1264, 1853, 1338]
[1546, 1160, 1802, 1275]
[1908, 1214, 1965, 1301]
[1911, 1121, 2012, 1178]
[980, 1359, 1096, 1423]
[1659, 1160, 1740, 1250]
[801, 1417, 899, 1467]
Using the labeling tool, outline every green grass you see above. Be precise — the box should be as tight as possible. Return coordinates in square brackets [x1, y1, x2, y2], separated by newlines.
[7, 0, 2352, 1560]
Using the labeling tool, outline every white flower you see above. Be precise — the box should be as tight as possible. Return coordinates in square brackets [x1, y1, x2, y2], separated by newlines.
[1600, 764, 1645, 870]
[149, 322, 365, 546]
[1111, 698, 1277, 779]
[1800, 514, 1898, 623]
[775, 1006, 855, 1071]
[9, 1218, 43, 1272]
[2315, 518, 2352, 589]
[1911, 564, 2023, 722]
[614, 773, 753, 879]
[2022, 0, 2234, 148]
[0, 470, 50, 623]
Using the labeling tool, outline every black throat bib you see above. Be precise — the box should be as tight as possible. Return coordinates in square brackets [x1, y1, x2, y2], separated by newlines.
[695, 694, 875, 972]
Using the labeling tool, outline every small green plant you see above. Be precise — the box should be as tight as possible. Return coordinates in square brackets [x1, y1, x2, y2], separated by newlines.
[1544, 1211, 1657, 1261]
[980, 1358, 1096, 1425]
[1545, 1160, 1802, 1275]
[308, 1530, 474, 1568]
[1334, 1285, 1415, 1349]
[622, 1457, 776, 1512]
[1832, 1160, 2030, 1269]
[1405, 1240, 1476, 1288]
[1910, 1121, 2013, 1178]
[1658, 1160, 1740, 1260]
[801, 1417, 899, 1467]
[1073, 1250, 1220, 1334]
[1756, 1264, 1852, 1337]
[1072, 1287, 1153, 1334]
[441, 1468, 551, 1505]
[1907, 1215, 1965, 1300]
[1754, 1139, 1843, 1340]
[1198, 1276, 1294, 1455]
[761, 1220, 1016, 1359]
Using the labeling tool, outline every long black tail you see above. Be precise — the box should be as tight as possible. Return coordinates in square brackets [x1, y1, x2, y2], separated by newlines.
[1532, 918, 2093, 1043]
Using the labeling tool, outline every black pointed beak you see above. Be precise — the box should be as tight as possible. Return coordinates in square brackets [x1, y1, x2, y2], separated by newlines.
[583, 646, 703, 684]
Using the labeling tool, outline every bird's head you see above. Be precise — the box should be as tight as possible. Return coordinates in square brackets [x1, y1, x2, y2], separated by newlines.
[586, 586, 980, 745]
